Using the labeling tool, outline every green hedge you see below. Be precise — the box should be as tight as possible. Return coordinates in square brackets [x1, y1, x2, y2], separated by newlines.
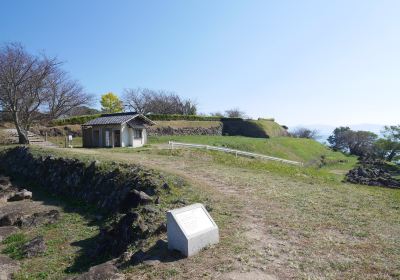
[50, 114, 242, 126]
[51, 114, 101, 126]
[147, 114, 241, 121]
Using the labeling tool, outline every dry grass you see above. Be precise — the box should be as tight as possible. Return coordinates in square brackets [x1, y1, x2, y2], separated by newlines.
[55, 147, 400, 280]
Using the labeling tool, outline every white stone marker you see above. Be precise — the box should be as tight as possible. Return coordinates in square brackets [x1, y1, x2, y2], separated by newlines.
[167, 203, 219, 257]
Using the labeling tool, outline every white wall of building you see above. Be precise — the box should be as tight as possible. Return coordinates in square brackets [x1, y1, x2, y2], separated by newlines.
[86, 124, 148, 148]
[121, 124, 129, 147]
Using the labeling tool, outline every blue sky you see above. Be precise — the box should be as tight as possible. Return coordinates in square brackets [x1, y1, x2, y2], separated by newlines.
[1, 0, 399, 126]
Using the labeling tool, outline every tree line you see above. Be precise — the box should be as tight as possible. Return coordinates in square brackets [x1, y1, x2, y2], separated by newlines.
[327, 126, 400, 162]
[99, 91, 247, 118]
[98, 90, 198, 116]
[291, 126, 399, 162]
[0, 43, 248, 144]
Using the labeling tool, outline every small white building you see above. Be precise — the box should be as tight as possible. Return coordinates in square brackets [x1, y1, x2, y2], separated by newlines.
[81, 112, 155, 148]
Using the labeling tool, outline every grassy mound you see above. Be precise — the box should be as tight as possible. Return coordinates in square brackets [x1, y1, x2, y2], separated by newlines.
[252, 119, 288, 137]
[150, 135, 356, 167]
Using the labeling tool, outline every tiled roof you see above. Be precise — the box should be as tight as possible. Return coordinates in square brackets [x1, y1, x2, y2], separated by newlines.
[83, 112, 155, 126]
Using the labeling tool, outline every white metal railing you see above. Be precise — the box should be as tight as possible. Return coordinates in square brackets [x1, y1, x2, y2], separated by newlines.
[168, 141, 303, 166]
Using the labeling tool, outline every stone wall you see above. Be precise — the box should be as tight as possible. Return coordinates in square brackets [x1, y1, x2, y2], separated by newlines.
[345, 160, 400, 189]
[0, 147, 192, 274]
[147, 125, 223, 137]
[0, 147, 179, 260]
[0, 147, 165, 214]
[30, 125, 82, 137]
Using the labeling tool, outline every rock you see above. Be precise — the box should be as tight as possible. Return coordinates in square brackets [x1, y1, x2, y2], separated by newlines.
[68, 261, 125, 280]
[0, 176, 11, 190]
[154, 222, 167, 234]
[0, 255, 20, 280]
[92, 211, 154, 258]
[0, 188, 17, 203]
[7, 189, 32, 201]
[173, 198, 187, 205]
[0, 210, 59, 228]
[135, 190, 153, 203]
[142, 259, 161, 266]
[0, 176, 18, 202]
[0, 226, 18, 242]
[120, 190, 153, 212]
[22, 236, 46, 258]
[142, 205, 159, 214]
[18, 210, 60, 228]
[118, 251, 135, 264]
[21, 189, 32, 199]
[346, 164, 400, 189]
[130, 249, 147, 264]
[0, 212, 24, 227]
[7, 192, 24, 201]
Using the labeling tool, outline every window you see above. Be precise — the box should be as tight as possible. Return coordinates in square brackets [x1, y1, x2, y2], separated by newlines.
[133, 129, 142, 139]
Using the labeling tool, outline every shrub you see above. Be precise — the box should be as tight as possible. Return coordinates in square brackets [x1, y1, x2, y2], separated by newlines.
[50, 114, 242, 126]
[148, 114, 241, 122]
[258, 118, 275, 122]
[50, 114, 101, 126]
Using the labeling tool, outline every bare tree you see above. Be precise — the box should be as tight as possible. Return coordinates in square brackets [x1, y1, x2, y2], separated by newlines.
[0, 43, 58, 143]
[67, 106, 100, 117]
[46, 69, 92, 119]
[209, 111, 224, 117]
[291, 127, 321, 140]
[123, 88, 197, 115]
[123, 88, 150, 114]
[225, 108, 246, 118]
[0, 43, 91, 144]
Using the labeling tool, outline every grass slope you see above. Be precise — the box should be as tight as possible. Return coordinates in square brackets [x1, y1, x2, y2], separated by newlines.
[251, 119, 288, 137]
[150, 135, 356, 167]
[145, 118, 287, 138]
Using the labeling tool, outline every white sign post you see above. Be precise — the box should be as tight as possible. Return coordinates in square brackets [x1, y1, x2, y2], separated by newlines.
[167, 203, 219, 257]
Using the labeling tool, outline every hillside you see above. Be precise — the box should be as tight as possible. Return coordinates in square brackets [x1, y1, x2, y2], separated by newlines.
[252, 119, 289, 137]
[46, 114, 289, 138]
[150, 135, 356, 167]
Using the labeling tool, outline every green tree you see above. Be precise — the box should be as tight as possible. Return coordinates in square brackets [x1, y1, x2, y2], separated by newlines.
[375, 125, 400, 161]
[100, 92, 123, 113]
[328, 127, 378, 157]
[327, 127, 352, 152]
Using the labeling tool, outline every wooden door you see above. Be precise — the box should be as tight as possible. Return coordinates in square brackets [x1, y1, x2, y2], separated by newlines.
[114, 130, 121, 147]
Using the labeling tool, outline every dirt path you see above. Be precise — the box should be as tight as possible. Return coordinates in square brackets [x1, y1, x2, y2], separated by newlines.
[64, 148, 292, 279]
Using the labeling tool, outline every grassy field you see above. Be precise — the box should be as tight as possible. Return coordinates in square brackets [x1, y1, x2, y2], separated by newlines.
[0, 186, 100, 279]
[150, 135, 357, 168]
[47, 134, 357, 172]
[47, 136, 83, 148]
[1, 143, 399, 279]
[0, 147, 212, 279]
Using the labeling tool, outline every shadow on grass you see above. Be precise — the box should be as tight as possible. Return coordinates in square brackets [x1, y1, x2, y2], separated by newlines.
[123, 239, 184, 268]
[9, 178, 113, 275]
[221, 119, 269, 138]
